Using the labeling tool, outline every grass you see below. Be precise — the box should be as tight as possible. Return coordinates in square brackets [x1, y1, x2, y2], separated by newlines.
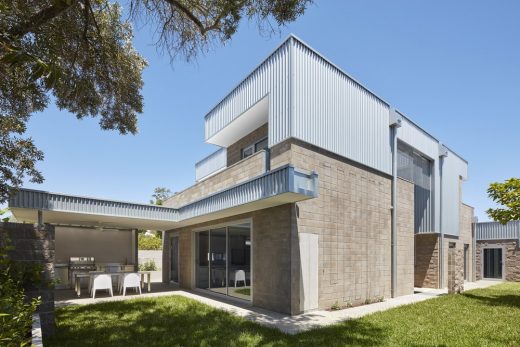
[234, 287, 251, 296]
[45, 283, 520, 346]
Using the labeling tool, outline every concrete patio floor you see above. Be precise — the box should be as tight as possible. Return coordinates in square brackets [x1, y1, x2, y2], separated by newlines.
[54, 280, 502, 334]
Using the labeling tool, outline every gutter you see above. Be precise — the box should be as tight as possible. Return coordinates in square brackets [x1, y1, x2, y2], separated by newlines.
[389, 109, 402, 298]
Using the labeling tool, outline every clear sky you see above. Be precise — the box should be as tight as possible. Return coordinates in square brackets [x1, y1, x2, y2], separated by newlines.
[13, 0, 520, 221]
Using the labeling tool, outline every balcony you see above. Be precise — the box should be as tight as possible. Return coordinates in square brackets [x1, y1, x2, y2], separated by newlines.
[195, 148, 227, 182]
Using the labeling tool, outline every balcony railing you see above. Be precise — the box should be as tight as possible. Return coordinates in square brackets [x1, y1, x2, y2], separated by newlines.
[195, 148, 227, 182]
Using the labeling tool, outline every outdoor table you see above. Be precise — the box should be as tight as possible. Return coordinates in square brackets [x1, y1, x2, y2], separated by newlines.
[74, 271, 147, 297]
[138, 271, 152, 292]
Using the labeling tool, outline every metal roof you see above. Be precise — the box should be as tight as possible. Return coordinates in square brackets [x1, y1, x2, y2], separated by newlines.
[9, 165, 318, 229]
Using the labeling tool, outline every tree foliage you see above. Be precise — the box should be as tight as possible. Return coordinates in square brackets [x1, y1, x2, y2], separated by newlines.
[0, 233, 42, 347]
[486, 178, 520, 224]
[150, 186, 172, 205]
[0, 0, 311, 203]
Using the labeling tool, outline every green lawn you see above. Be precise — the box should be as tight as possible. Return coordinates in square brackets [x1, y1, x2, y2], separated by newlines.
[45, 283, 520, 346]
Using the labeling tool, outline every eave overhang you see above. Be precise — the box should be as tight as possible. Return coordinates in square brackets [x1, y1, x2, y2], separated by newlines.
[9, 165, 318, 230]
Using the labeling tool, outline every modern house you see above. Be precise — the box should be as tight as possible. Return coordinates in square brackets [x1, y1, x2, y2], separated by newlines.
[476, 221, 520, 281]
[8, 35, 474, 315]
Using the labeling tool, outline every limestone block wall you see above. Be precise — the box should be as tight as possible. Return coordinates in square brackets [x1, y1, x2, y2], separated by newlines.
[226, 123, 268, 166]
[272, 139, 394, 308]
[459, 203, 474, 281]
[415, 234, 439, 288]
[163, 205, 298, 315]
[476, 240, 520, 281]
[164, 150, 266, 208]
[448, 242, 464, 293]
[396, 178, 415, 296]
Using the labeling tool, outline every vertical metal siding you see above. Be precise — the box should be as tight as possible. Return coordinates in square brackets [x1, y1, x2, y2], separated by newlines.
[440, 150, 467, 236]
[476, 221, 520, 241]
[204, 40, 291, 147]
[195, 148, 227, 181]
[291, 40, 392, 174]
[397, 142, 433, 233]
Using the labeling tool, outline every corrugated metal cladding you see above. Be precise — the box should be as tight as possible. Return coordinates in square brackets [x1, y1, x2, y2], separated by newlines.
[476, 221, 520, 241]
[204, 40, 291, 147]
[440, 150, 467, 237]
[195, 148, 227, 181]
[397, 142, 433, 233]
[9, 189, 179, 221]
[292, 40, 392, 174]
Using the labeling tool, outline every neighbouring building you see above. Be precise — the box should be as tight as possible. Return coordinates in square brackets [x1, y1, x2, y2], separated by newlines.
[476, 220, 520, 281]
[8, 35, 475, 315]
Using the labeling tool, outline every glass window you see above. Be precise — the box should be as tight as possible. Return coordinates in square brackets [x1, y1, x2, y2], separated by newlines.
[255, 137, 268, 152]
[241, 145, 254, 159]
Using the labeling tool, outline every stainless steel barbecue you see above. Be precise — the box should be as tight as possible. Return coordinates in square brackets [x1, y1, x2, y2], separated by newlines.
[69, 257, 96, 288]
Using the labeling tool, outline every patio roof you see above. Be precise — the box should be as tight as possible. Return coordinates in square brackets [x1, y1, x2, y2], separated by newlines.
[9, 165, 318, 230]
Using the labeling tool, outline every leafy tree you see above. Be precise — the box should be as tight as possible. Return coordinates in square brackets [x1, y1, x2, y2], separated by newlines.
[486, 178, 520, 224]
[150, 186, 172, 205]
[0, 0, 311, 203]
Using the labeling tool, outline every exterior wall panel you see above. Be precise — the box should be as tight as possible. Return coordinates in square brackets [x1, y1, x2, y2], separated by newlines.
[292, 40, 392, 175]
[205, 41, 291, 147]
[195, 148, 227, 182]
[476, 221, 520, 241]
[441, 151, 467, 236]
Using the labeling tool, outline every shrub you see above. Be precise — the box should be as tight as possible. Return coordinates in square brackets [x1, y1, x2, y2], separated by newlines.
[138, 234, 162, 250]
[330, 301, 341, 311]
[138, 260, 157, 271]
[0, 233, 41, 347]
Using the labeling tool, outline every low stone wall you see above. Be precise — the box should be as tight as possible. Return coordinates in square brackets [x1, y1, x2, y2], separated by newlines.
[476, 240, 520, 281]
[1, 222, 55, 338]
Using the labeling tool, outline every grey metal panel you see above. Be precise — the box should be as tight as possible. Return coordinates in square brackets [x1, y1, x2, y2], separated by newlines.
[291, 40, 392, 175]
[195, 148, 227, 181]
[476, 221, 520, 241]
[9, 166, 318, 223]
[9, 189, 179, 221]
[397, 142, 433, 233]
[440, 149, 467, 236]
[204, 39, 291, 147]
[178, 165, 317, 220]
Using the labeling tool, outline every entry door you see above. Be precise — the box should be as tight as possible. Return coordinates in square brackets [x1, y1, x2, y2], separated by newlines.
[483, 248, 503, 279]
[171, 235, 180, 283]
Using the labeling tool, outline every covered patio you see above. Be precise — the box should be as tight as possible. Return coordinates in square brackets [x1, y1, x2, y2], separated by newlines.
[8, 164, 318, 303]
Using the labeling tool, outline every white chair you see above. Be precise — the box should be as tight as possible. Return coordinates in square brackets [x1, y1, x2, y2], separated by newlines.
[234, 270, 246, 287]
[91, 274, 113, 299]
[121, 273, 141, 296]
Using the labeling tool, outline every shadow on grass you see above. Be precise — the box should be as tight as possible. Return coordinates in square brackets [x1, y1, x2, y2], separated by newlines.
[45, 296, 389, 347]
[463, 291, 520, 309]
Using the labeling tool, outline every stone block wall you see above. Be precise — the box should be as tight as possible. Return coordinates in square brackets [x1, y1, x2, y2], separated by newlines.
[163, 205, 297, 314]
[448, 242, 464, 293]
[459, 204, 474, 281]
[476, 240, 520, 281]
[164, 150, 266, 208]
[226, 123, 268, 166]
[272, 139, 394, 309]
[415, 233, 439, 288]
[1, 222, 55, 337]
[396, 178, 415, 296]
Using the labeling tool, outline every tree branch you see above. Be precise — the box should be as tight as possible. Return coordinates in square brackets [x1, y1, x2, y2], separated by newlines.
[162, 0, 206, 33]
[7, 0, 78, 38]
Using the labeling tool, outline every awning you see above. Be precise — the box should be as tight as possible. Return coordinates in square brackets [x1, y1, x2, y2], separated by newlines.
[9, 165, 318, 230]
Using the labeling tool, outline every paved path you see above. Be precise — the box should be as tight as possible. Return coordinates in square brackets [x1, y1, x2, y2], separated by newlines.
[55, 280, 501, 334]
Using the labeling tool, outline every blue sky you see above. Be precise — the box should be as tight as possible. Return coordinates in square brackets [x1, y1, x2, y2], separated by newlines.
[13, 0, 520, 221]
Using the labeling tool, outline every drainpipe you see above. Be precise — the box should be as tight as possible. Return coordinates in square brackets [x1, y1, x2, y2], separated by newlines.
[389, 109, 402, 298]
[438, 144, 448, 288]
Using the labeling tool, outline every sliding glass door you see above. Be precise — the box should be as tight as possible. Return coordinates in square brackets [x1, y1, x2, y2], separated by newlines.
[195, 223, 251, 301]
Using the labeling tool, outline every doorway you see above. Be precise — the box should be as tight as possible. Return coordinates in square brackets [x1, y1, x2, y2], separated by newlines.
[195, 222, 251, 301]
[483, 248, 503, 279]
